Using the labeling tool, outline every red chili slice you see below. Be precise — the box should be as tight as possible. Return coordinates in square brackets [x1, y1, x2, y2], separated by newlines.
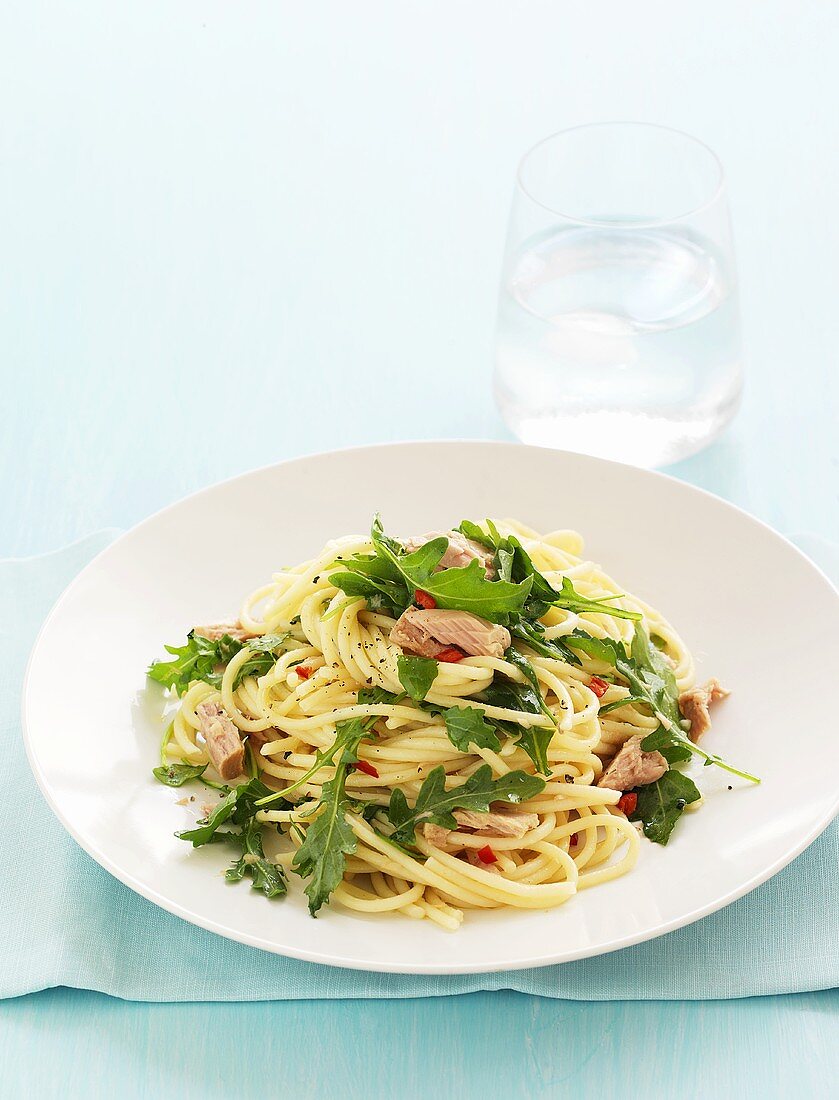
[476, 844, 497, 864]
[436, 646, 465, 663]
[617, 792, 638, 815]
[354, 760, 379, 779]
[569, 833, 579, 846]
[295, 665, 312, 680]
[589, 675, 609, 698]
[415, 589, 437, 610]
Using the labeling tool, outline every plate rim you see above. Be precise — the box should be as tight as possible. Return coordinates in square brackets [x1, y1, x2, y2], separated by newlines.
[20, 440, 839, 973]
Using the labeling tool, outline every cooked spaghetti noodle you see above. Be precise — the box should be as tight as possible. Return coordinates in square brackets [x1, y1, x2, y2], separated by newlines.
[151, 517, 725, 930]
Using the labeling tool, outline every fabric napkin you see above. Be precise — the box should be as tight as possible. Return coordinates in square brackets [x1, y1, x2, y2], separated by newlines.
[3, 532, 837, 1003]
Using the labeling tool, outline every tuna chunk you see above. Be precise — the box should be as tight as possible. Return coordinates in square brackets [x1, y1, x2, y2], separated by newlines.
[679, 679, 730, 742]
[247, 727, 275, 755]
[193, 622, 256, 642]
[422, 822, 453, 849]
[597, 735, 667, 791]
[453, 805, 539, 838]
[403, 530, 495, 577]
[389, 607, 511, 659]
[196, 701, 245, 780]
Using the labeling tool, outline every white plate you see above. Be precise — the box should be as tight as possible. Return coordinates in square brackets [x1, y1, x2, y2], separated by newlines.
[22, 442, 839, 973]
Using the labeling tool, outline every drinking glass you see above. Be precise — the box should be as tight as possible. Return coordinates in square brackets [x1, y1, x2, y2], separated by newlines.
[493, 123, 742, 467]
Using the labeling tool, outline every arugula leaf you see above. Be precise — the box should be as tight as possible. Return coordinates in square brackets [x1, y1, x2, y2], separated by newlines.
[455, 519, 494, 548]
[482, 668, 554, 775]
[387, 764, 545, 845]
[456, 521, 640, 622]
[564, 630, 628, 666]
[503, 646, 555, 725]
[153, 762, 207, 787]
[232, 633, 290, 688]
[292, 768, 357, 915]
[567, 628, 759, 783]
[372, 516, 533, 620]
[443, 706, 501, 753]
[508, 618, 580, 665]
[148, 631, 245, 695]
[514, 727, 554, 777]
[357, 686, 403, 706]
[329, 553, 412, 618]
[629, 770, 701, 845]
[177, 777, 275, 846]
[223, 818, 287, 898]
[397, 654, 438, 702]
[256, 709, 380, 808]
[596, 695, 646, 715]
[550, 575, 641, 621]
[629, 627, 683, 731]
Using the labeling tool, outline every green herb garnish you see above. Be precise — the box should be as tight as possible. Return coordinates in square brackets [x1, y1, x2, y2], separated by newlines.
[148, 631, 245, 695]
[397, 654, 438, 702]
[386, 764, 545, 845]
[153, 762, 207, 787]
[628, 770, 701, 845]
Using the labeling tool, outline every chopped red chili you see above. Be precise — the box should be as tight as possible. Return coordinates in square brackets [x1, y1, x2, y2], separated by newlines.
[589, 675, 609, 698]
[476, 844, 497, 864]
[570, 833, 579, 846]
[436, 646, 465, 663]
[295, 665, 312, 680]
[617, 792, 638, 815]
[415, 589, 437, 610]
[354, 760, 379, 779]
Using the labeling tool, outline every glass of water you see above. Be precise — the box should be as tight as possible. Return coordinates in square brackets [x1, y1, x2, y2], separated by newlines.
[493, 122, 742, 467]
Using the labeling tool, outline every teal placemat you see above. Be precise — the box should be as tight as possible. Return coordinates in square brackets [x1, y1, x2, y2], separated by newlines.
[4, 532, 837, 1002]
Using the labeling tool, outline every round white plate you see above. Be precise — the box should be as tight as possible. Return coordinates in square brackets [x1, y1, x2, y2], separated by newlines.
[22, 442, 839, 973]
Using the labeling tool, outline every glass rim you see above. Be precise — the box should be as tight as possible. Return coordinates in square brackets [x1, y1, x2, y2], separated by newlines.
[516, 121, 726, 229]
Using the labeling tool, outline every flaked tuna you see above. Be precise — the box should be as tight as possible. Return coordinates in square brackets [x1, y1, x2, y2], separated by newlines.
[597, 734, 667, 791]
[196, 701, 245, 780]
[679, 679, 730, 742]
[193, 622, 256, 642]
[403, 530, 495, 577]
[390, 607, 511, 659]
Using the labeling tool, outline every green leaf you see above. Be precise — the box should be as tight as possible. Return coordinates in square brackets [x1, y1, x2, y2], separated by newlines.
[455, 519, 494, 548]
[223, 818, 287, 898]
[515, 727, 554, 777]
[481, 675, 554, 775]
[373, 517, 533, 620]
[629, 626, 683, 731]
[456, 521, 640, 622]
[508, 618, 580, 665]
[357, 686, 403, 707]
[292, 769, 358, 915]
[442, 706, 502, 753]
[503, 646, 555, 725]
[255, 709, 379, 809]
[397, 654, 438, 702]
[148, 631, 245, 695]
[153, 762, 207, 787]
[564, 629, 629, 666]
[176, 777, 275, 846]
[550, 575, 642, 622]
[596, 695, 646, 715]
[567, 628, 759, 784]
[387, 763, 545, 845]
[629, 770, 701, 845]
[231, 633, 290, 688]
[329, 551, 412, 618]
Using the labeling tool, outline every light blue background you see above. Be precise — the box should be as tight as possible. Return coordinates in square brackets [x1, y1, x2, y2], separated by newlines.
[2, 2, 837, 1095]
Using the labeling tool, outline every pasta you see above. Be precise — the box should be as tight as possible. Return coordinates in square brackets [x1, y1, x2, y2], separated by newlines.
[151, 517, 747, 930]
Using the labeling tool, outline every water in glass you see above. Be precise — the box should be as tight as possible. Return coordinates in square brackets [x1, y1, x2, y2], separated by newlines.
[494, 223, 742, 467]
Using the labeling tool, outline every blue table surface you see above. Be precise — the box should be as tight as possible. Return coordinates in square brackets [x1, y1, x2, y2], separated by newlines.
[3, 1, 837, 1095]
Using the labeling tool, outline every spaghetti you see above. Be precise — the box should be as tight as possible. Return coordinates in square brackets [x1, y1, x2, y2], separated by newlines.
[153, 517, 741, 930]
